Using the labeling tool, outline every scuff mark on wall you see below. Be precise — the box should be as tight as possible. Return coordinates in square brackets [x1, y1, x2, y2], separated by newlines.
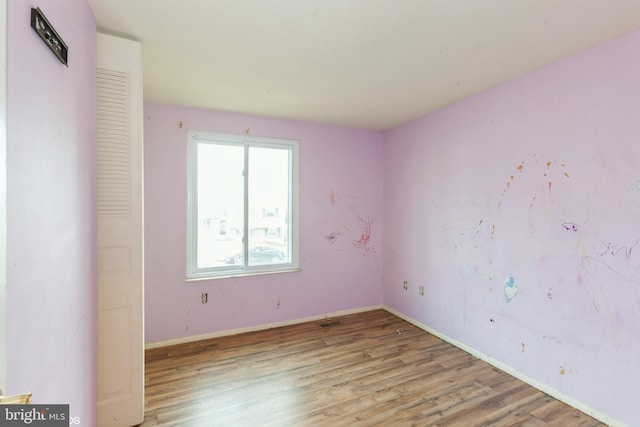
[324, 231, 339, 245]
[329, 189, 341, 206]
[629, 179, 640, 192]
[447, 217, 485, 253]
[562, 222, 578, 232]
[559, 365, 573, 375]
[503, 275, 518, 302]
[328, 189, 355, 206]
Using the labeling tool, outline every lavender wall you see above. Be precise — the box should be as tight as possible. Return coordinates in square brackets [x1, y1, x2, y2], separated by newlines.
[383, 30, 640, 425]
[6, 0, 97, 423]
[144, 105, 383, 343]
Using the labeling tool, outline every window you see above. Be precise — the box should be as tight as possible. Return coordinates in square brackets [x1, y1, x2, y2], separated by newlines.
[187, 131, 299, 279]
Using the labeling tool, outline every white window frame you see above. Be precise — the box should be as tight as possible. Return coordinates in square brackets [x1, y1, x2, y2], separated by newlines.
[186, 131, 300, 280]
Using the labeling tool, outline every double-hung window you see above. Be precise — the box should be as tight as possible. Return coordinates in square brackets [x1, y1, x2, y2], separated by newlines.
[187, 131, 299, 279]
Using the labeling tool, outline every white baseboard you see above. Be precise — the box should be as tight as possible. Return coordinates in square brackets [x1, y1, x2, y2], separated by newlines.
[145, 305, 383, 350]
[144, 303, 624, 426]
[383, 305, 625, 427]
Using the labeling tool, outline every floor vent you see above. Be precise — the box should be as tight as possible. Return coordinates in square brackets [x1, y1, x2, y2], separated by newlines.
[318, 320, 342, 328]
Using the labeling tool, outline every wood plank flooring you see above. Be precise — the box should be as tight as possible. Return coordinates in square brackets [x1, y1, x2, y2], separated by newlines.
[140, 309, 604, 426]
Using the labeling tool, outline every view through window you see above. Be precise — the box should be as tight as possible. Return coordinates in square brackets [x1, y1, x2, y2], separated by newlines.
[187, 132, 299, 279]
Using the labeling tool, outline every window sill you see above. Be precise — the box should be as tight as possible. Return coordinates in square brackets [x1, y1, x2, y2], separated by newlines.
[185, 268, 301, 282]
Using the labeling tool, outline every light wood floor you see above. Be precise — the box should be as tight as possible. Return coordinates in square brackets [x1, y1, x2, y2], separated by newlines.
[141, 309, 604, 426]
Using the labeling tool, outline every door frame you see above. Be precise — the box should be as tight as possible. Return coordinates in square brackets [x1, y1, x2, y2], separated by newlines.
[0, 0, 8, 394]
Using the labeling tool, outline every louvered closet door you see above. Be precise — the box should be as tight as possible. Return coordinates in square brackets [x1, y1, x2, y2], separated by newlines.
[96, 33, 144, 427]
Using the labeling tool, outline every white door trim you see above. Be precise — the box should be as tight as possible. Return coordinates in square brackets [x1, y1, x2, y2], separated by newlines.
[0, 0, 8, 394]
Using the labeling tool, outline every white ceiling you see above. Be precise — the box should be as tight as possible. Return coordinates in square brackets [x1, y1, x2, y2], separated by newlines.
[88, 0, 640, 131]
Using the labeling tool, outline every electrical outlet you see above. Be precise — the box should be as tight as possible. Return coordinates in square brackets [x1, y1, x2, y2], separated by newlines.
[418, 285, 424, 296]
[403, 281, 408, 290]
[201, 293, 208, 304]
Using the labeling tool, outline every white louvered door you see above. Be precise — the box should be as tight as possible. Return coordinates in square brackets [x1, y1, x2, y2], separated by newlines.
[96, 33, 144, 427]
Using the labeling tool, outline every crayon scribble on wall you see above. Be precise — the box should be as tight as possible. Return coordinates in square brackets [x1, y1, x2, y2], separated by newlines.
[353, 216, 375, 257]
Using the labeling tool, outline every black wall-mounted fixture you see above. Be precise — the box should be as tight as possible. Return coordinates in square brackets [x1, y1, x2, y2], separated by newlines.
[30, 7, 68, 66]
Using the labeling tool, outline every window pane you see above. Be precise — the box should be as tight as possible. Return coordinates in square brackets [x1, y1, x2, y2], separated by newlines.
[196, 143, 244, 269]
[187, 131, 298, 279]
[247, 146, 290, 266]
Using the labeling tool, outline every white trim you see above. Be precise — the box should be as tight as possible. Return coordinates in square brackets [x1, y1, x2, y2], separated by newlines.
[0, 0, 7, 394]
[186, 130, 300, 280]
[185, 267, 301, 282]
[145, 305, 383, 349]
[382, 306, 627, 427]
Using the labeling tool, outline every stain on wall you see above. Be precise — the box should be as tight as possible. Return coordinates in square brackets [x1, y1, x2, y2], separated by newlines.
[503, 275, 518, 302]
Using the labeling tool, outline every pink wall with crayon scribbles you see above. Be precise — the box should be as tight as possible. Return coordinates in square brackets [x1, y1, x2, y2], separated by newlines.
[383, 30, 640, 425]
[144, 27, 640, 426]
[144, 105, 384, 343]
